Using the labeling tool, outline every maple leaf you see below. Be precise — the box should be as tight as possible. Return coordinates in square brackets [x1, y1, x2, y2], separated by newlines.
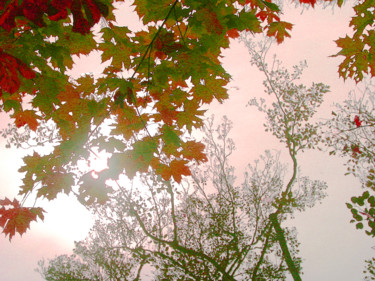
[181, 141, 208, 163]
[194, 8, 224, 35]
[0, 198, 45, 240]
[0, 49, 35, 94]
[78, 173, 112, 205]
[161, 125, 181, 156]
[111, 106, 145, 140]
[12, 110, 40, 131]
[99, 25, 133, 69]
[267, 21, 293, 44]
[256, 10, 280, 23]
[37, 172, 75, 200]
[154, 103, 178, 125]
[162, 125, 180, 147]
[354, 115, 362, 127]
[133, 138, 158, 167]
[261, 0, 280, 12]
[49, 0, 109, 34]
[105, 142, 157, 180]
[155, 50, 167, 60]
[170, 159, 191, 183]
[0, 2, 18, 31]
[153, 159, 191, 183]
[332, 35, 370, 82]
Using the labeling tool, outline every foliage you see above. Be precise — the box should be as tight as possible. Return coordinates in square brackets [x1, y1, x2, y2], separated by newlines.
[326, 81, 375, 178]
[36, 254, 104, 281]
[364, 257, 375, 281]
[332, 0, 375, 82]
[0, 0, 323, 240]
[0, 0, 371, 240]
[323, 79, 375, 278]
[244, 36, 329, 280]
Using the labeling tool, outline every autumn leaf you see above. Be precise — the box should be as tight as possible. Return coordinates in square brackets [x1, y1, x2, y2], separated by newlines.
[227, 28, 240, 39]
[12, 110, 40, 131]
[195, 8, 223, 35]
[267, 21, 293, 44]
[181, 141, 208, 163]
[332, 35, 369, 82]
[0, 198, 45, 240]
[170, 159, 191, 183]
[133, 137, 158, 166]
[37, 172, 75, 200]
[0, 49, 35, 94]
[298, 0, 317, 7]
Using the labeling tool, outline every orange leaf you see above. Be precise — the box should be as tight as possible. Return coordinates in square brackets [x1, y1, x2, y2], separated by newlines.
[181, 141, 207, 163]
[13, 110, 40, 131]
[227, 28, 240, 39]
[159, 164, 173, 182]
[170, 159, 191, 183]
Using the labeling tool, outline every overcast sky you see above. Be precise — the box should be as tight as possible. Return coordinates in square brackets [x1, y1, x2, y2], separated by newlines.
[1, 2, 374, 281]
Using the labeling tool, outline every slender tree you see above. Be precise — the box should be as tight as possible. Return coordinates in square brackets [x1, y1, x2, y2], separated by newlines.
[243, 34, 330, 280]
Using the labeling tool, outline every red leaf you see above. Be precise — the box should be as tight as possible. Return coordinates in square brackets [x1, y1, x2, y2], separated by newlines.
[155, 50, 167, 60]
[82, 0, 102, 25]
[354, 115, 362, 127]
[298, 0, 317, 7]
[0, 198, 45, 240]
[0, 2, 18, 31]
[256, 11, 268, 22]
[21, 0, 49, 27]
[0, 50, 35, 94]
[153, 159, 191, 183]
[49, 0, 71, 21]
[227, 28, 240, 39]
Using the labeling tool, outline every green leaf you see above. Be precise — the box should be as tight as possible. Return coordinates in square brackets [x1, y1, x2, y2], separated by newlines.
[133, 138, 158, 164]
[162, 126, 180, 147]
[369, 196, 375, 207]
[3, 100, 22, 112]
[261, 0, 280, 12]
[363, 191, 370, 199]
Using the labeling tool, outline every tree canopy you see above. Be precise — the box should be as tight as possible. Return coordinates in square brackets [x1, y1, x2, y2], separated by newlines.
[0, 0, 373, 241]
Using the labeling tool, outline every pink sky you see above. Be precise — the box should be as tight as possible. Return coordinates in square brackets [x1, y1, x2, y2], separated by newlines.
[1, 2, 374, 281]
